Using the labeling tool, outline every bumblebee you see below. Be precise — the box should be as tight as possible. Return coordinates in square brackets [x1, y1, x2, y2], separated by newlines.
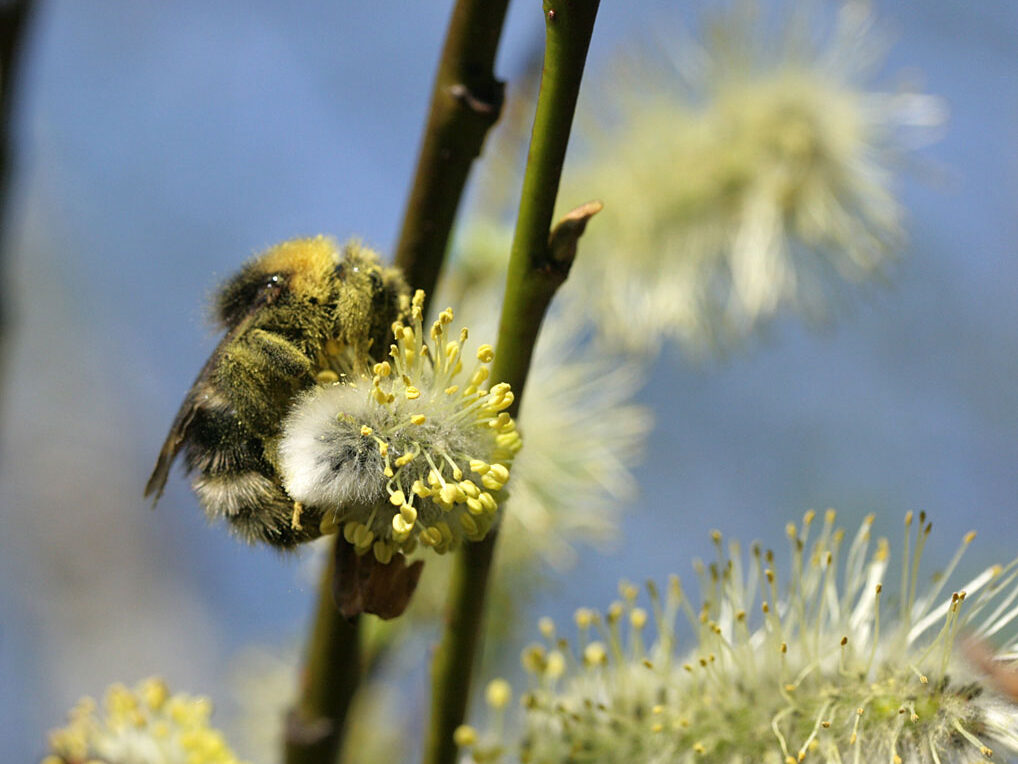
[145, 236, 409, 548]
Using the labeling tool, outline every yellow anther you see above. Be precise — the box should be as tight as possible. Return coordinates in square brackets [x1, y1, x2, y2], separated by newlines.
[140, 678, 169, 710]
[373, 541, 393, 564]
[522, 644, 546, 673]
[405, 386, 421, 400]
[466, 497, 483, 515]
[444, 385, 459, 395]
[353, 525, 374, 549]
[389, 490, 406, 506]
[630, 608, 648, 629]
[485, 678, 512, 710]
[453, 725, 477, 747]
[373, 361, 391, 377]
[470, 459, 490, 475]
[394, 452, 415, 467]
[538, 617, 555, 639]
[400, 505, 418, 524]
[319, 513, 339, 535]
[545, 650, 565, 678]
[459, 513, 479, 536]
[490, 382, 511, 397]
[458, 480, 480, 498]
[575, 608, 593, 628]
[392, 515, 412, 537]
[412, 479, 430, 497]
[489, 412, 511, 429]
[410, 414, 427, 425]
[482, 472, 505, 491]
[315, 370, 339, 385]
[360, 425, 373, 436]
[400, 326, 414, 343]
[583, 642, 607, 666]
[439, 483, 461, 505]
[476, 344, 495, 363]
[478, 492, 497, 513]
[497, 431, 523, 452]
[490, 390, 514, 410]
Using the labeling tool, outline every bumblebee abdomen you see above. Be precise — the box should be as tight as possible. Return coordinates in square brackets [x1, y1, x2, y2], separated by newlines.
[181, 386, 321, 547]
[182, 395, 266, 475]
[191, 470, 318, 547]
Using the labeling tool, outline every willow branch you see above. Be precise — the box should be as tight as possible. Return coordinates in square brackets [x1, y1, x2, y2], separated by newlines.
[0, 0, 32, 398]
[284, 541, 361, 764]
[421, 4, 601, 764]
[393, 0, 510, 300]
[285, 4, 513, 763]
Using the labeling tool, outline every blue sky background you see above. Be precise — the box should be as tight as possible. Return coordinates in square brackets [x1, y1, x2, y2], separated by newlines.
[1, 1, 1016, 760]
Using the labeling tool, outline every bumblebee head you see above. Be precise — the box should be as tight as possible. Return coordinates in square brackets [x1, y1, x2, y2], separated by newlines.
[214, 237, 408, 355]
[214, 236, 339, 329]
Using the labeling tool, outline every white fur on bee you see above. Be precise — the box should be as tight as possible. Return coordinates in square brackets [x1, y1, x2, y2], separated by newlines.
[192, 471, 280, 518]
[278, 385, 387, 509]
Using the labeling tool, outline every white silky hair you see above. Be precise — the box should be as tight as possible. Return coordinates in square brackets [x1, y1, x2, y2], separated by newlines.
[278, 385, 386, 509]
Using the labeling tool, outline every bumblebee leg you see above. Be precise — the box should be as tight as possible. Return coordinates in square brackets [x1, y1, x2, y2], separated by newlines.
[216, 328, 313, 435]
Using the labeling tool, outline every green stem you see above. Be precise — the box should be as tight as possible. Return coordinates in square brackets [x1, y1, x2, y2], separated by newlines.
[393, 0, 510, 300]
[421, 4, 601, 763]
[284, 540, 361, 764]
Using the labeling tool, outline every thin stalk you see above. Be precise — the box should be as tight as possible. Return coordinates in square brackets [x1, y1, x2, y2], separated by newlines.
[286, 3, 513, 763]
[284, 541, 361, 764]
[0, 0, 33, 403]
[393, 0, 510, 300]
[421, 4, 601, 764]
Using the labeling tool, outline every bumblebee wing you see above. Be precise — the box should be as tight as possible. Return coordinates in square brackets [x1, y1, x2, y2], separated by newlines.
[144, 351, 219, 503]
[144, 312, 260, 504]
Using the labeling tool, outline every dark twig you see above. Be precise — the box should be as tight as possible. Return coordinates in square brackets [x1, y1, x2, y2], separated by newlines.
[393, 0, 511, 301]
[286, 3, 513, 763]
[284, 541, 361, 764]
[0, 0, 33, 398]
